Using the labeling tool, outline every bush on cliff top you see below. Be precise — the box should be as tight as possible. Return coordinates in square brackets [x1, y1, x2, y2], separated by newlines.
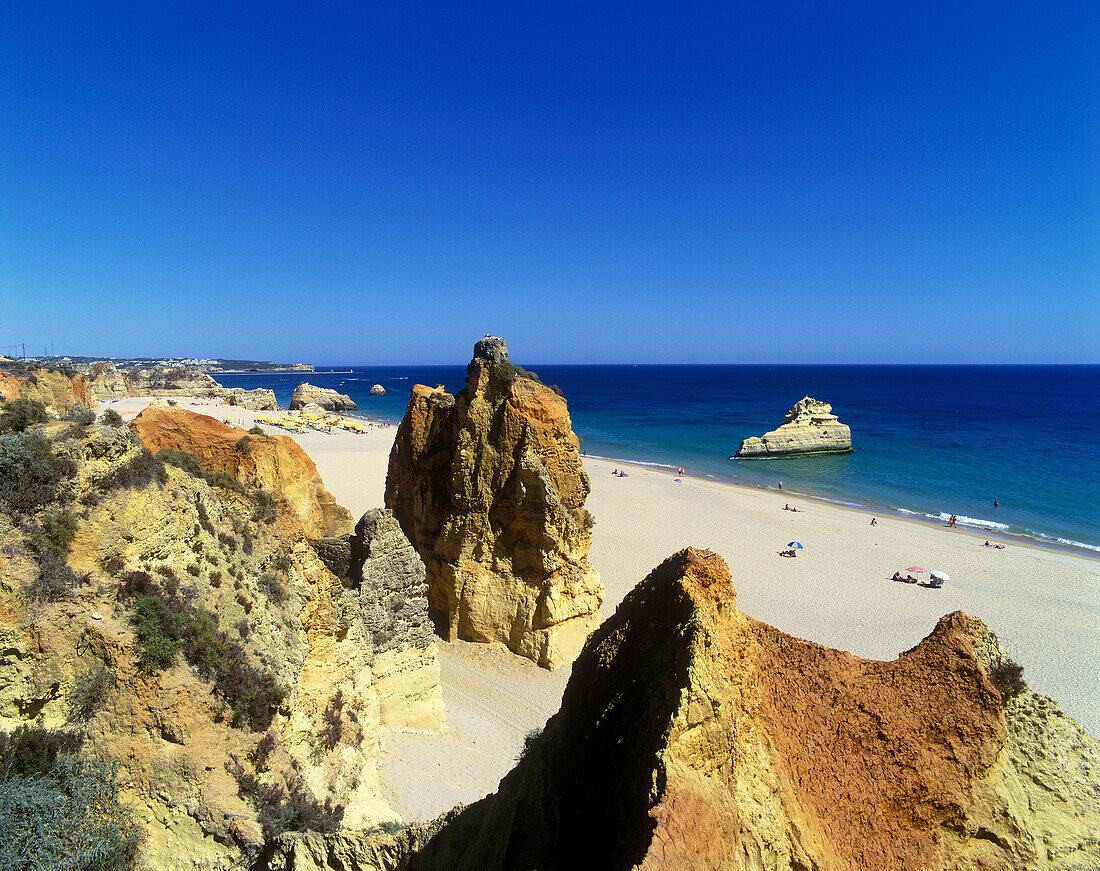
[100, 408, 124, 427]
[0, 432, 72, 512]
[156, 448, 246, 493]
[0, 398, 48, 434]
[96, 448, 166, 492]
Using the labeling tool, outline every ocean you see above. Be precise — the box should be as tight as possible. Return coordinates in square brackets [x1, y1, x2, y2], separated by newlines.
[216, 364, 1100, 554]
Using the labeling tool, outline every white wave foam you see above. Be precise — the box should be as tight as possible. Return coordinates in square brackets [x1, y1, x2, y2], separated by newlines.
[1054, 537, 1100, 553]
[936, 512, 1009, 531]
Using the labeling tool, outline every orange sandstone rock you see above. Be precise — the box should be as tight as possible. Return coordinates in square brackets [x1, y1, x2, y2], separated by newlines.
[385, 338, 602, 669]
[130, 406, 352, 537]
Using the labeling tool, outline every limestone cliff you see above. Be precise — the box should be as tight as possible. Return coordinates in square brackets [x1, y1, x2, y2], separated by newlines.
[88, 363, 223, 398]
[736, 396, 852, 457]
[385, 337, 603, 670]
[0, 367, 96, 412]
[268, 548, 1099, 871]
[0, 418, 443, 870]
[130, 406, 352, 538]
[290, 383, 357, 411]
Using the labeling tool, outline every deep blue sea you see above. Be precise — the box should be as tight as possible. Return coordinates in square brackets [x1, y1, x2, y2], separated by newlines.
[217, 365, 1100, 554]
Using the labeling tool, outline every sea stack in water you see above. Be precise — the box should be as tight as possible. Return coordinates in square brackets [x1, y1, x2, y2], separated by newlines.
[369, 384, 386, 396]
[385, 336, 603, 669]
[736, 396, 852, 457]
[290, 382, 357, 411]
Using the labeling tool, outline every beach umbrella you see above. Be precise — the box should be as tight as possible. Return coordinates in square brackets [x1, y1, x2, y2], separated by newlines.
[907, 566, 927, 573]
[930, 570, 950, 581]
[787, 541, 803, 549]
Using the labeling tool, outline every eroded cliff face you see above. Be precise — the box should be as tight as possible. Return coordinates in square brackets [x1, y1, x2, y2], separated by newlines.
[130, 406, 352, 537]
[0, 367, 96, 412]
[385, 338, 603, 670]
[302, 547, 1095, 871]
[88, 362, 222, 398]
[0, 421, 443, 870]
[737, 396, 853, 457]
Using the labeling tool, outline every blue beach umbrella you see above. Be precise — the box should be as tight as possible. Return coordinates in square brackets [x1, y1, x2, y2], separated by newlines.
[787, 541, 803, 549]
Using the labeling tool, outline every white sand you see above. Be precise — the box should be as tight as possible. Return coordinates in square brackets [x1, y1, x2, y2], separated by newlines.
[106, 396, 1100, 822]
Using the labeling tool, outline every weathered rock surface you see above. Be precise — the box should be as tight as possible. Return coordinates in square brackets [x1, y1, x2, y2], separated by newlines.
[1, 420, 443, 869]
[736, 396, 853, 457]
[220, 387, 278, 410]
[290, 383, 357, 411]
[300, 547, 1096, 871]
[370, 384, 386, 396]
[385, 338, 602, 670]
[130, 406, 352, 537]
[0, 367, 96, 412]
[88, 363, 222, 398]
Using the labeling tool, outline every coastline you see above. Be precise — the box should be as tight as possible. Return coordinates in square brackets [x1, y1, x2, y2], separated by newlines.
[105, 395, 1100, 823]
[591, 452, 1100, 560]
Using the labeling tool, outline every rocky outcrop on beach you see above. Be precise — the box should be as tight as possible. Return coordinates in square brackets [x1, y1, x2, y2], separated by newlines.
[736, 396, 852, 457]
[220, 387, 278, 410]
[266, 547, 1099, 871]
[0, 367, 97, 412]
[385, 337, 602, 670]
[130, 406, 353, 537]
[290, 383, 357, 412]
[88, 363, 222, 399]
[370, 384, 386, 396]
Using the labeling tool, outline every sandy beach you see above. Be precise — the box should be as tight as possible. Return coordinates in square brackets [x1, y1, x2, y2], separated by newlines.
[107, 396, 1100, 823]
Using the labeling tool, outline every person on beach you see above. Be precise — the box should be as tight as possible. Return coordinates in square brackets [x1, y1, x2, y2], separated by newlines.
[949, 515, 957, 527]
[870, 517, 877, 526]
[778, 481, 783, 490]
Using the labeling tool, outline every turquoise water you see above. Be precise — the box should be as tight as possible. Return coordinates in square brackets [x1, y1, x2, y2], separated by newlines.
[217, 364, 1100, 554]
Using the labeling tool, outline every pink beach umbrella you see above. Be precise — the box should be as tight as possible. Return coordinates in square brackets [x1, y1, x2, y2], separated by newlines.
[907, 566, 927, 573]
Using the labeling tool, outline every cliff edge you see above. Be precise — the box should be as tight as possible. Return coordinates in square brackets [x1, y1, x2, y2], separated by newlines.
[384, 337, 603, 670]
[268, 548, 1100, 870]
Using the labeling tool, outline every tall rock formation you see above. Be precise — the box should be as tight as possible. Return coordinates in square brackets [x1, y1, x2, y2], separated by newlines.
[290, 383, 357, 411]
[385, 337, 602, 670]
[260, 547, 1100, 871]
[736, 396, 853, 457]
[130, 406, 353, 537]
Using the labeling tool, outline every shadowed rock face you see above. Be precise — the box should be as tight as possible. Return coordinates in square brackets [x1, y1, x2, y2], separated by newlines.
[130, 406, 352, 537]
[385, 338, 602, 670]
[397, 549, 1099, 871]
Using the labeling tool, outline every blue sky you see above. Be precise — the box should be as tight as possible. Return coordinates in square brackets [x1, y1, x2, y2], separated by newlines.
[2, 2, 1096, 364]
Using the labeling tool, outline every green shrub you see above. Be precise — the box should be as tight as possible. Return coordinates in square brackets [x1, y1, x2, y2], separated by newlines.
[155, 448, 205, 478]
[63, 406, 96, 426]
[196, 501, 216, 535]
[24, 551, 88, 603]
[0, 432, 69, 512]
[251, 489, 277, 524]
[120, 575, 285, 730]
[25, 509, 79, 557]
[0, 751, 142, 871]
[248, 425, 264, 436]
[0, 398, 48, 433]
[66, 662, 116, 725]
[100, 555, 126, 575]
[259, 572, 288, 604]
[236, 436, 250, 451]
[0, 726, 82, 780]
[991, 659, 1027, 701]
[100, 408, 124, 427]
[97, 449, 166, 492]
[204, 470, 244, 493]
